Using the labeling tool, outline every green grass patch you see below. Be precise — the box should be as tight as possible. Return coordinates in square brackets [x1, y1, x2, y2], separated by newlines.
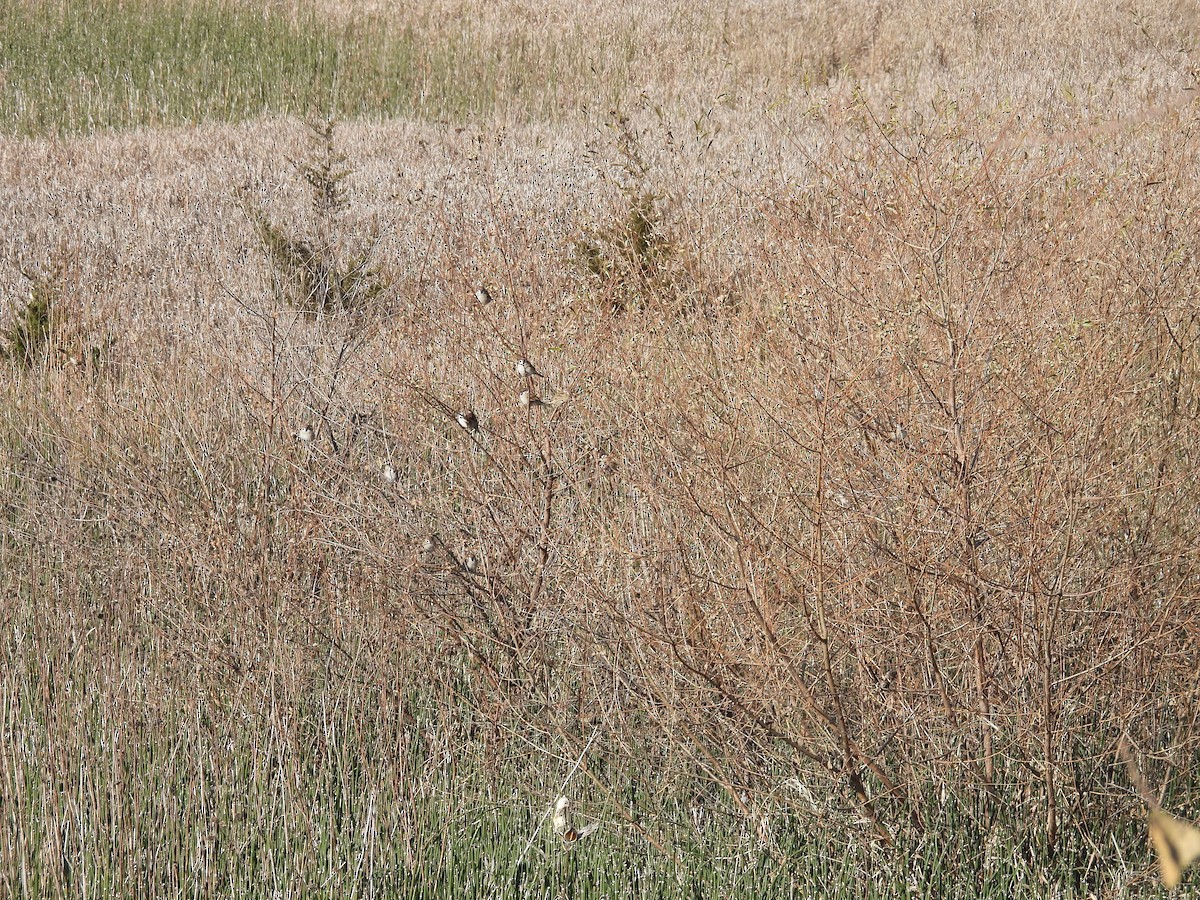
[0, 0, 611, 136]
[0, 592, 1152, 899]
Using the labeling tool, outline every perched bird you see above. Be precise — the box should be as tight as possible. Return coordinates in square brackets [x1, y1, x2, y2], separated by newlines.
[475, 284, 494, 305]
[553, 796, 599, 844]
[519, 390, 545, 409]
[296, 425, 314, 443]
[515, 358, 543, 379]
[456, 410, 480, 433]
[463, 554, 480, 573]
[381, 463, 397, 484]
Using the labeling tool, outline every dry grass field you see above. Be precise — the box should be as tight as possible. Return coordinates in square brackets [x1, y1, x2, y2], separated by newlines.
[3, 0, 1200, 896]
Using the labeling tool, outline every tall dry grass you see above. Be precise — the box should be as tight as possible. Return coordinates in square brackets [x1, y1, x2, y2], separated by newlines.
[2, 0, 1200, 894]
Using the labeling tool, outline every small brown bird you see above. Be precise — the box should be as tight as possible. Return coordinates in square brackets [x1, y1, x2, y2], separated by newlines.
[475, 284, 494, 305]
[515, 358, 543, 378]
[519, 390, 545, 409]
[456, 411, 479, 432]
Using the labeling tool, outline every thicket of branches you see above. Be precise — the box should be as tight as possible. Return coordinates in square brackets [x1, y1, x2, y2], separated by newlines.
[5, 102, 1200, 868]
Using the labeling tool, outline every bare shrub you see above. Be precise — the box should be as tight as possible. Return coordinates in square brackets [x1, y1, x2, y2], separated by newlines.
[3, 22, 1200, 887]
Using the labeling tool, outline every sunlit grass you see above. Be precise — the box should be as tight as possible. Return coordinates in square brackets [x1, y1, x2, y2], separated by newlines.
[1, 596, 1148, 899]
[1, 0, 1198, 896]
[0, 0, 628, 136]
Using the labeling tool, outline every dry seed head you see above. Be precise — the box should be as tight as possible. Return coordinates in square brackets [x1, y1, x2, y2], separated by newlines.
[553, 796, 598, 844]
[553, 796, 572, 836]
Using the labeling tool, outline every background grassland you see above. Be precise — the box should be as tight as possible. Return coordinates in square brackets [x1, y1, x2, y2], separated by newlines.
[4, 0, 1198, 137]
[0, 0, 645, 135]
[3, 0, 1200, 897]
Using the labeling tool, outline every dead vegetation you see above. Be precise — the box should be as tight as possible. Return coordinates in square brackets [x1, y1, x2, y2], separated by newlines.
[2, 1, 1200, 894]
